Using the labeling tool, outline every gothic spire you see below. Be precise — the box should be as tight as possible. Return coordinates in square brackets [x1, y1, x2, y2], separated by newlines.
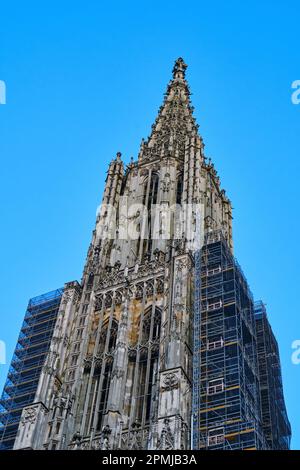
[138, 57, 202, 162]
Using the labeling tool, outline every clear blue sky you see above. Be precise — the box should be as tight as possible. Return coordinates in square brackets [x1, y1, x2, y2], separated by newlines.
[0, 0, 299, 449]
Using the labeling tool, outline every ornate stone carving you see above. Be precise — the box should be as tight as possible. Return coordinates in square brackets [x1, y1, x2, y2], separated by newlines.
[115, 290, 123, 305]
[135, 283, 144, 299]
[100, 425, 112, 450]
[146, 282, 154, 297]
[157, 419, 174, 450]
[162, 373, 179, 391]
[174, 239, 186, 255]
[128, 422, 142, 450]
[70, 431, 82, 449]
[161, 173, 171, 193]
[111, 367, 125, 380]
[21, 406, 38, 425]
[156, 278, 164, 294]
[12, 58, 236, 452]
[61, 292, 72, 305]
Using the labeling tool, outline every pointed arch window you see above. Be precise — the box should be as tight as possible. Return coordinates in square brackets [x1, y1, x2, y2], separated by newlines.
[91, 318, 119, 432]
[148, 172, 159, 207]
[140, 172, 160, 259]
[96, 361, 113, 431]
[142, 307, 161, 343]
[135, 307, 161, 425]
[97, 319, 118, 355]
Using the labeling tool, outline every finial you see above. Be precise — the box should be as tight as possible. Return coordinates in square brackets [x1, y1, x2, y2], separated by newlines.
[172, 57, 187, 79]
[116, 151, 122, 161]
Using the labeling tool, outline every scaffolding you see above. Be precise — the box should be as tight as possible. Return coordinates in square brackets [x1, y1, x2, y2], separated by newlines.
[0, 288, 63, 450]
[254, 301, 291, 449]
[192, 248, 202, 449]
[193, 231, 267, 450]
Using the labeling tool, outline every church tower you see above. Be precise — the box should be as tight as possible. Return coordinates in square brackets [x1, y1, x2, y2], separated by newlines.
[14, 58, 233, 450]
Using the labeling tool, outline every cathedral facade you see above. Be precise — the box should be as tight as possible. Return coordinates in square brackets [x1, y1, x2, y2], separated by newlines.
[9, 58, 289, 451]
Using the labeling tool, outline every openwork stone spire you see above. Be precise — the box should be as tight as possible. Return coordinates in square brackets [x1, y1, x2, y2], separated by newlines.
[138, 57, 201, 163]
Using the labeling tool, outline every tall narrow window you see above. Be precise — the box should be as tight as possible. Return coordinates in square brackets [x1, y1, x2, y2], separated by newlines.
[147, 173, 159, 256]
[108, 320, 118, 352]
[149, 173, 159, 206]
[138, 178, 149, 260]
[97, 362, 113, 430]
[94, 320, 119, 431]
[135, 307, 161, 425]
[87, 272, 94, 289]
[176, 172, 183, 205]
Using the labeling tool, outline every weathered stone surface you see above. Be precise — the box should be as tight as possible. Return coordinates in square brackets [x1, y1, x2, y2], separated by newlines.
[14, 58, 232, 450]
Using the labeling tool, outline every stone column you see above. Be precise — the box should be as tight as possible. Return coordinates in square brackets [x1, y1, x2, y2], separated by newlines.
[154, 253, 193, 450]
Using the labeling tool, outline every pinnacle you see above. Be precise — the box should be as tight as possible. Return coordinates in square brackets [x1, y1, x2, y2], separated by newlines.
[172, 57, 187, 79]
